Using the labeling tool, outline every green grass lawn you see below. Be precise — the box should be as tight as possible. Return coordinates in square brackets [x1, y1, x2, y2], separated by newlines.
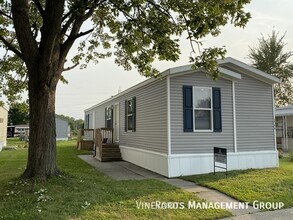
[0, 141, 230, 220]
[6, 137, 28, 148]
[183, 158, 293, 210]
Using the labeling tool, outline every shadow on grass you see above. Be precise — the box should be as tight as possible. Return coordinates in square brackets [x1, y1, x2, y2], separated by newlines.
[0, 142, 231, 220]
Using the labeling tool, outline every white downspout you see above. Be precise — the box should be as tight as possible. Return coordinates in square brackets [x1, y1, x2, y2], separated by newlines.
[232, 80, 237, 152]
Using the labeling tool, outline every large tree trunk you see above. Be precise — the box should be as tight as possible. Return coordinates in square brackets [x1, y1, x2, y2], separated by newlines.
[11, 0, 73, 179]
[22, 68, 60, 179]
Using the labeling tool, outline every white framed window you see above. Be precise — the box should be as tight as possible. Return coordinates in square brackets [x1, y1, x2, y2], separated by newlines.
[193, 86, 213, 131]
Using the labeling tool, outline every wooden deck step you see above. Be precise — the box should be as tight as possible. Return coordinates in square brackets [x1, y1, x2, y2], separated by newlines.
[100, 144, 122, 162]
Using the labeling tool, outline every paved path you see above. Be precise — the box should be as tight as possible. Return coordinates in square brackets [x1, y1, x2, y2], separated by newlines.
[78, 155, 165, 180]
[78, 155, 293, 219]
[164, 178, 258, 216]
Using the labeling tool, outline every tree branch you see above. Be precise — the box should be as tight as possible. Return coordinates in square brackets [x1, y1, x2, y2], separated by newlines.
[0, 9, 13, 20]
[11, 0, 39, 71]
[108, 0, 152, 39]
[60, 13, 77, 40]
[39, 0, 65, 64]
[32, 0, 45, 18]
[63, 62, 79, 72]
[72, 28, 94, 41]
[60, 7, 96, 65]
[0, 35, 24, 60]
[145, 0, 177, 24]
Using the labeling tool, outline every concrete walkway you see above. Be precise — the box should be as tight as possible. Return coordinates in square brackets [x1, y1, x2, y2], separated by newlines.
[78, 155, 293, 219]
[164, 178, 258, 216]
[78, 155, 165, 180]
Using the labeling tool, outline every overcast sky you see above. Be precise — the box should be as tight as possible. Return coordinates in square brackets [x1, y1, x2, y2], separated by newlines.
[21, 0, 293, 119]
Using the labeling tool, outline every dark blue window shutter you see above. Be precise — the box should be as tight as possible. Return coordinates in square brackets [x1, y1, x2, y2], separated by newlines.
[183, 86, 193, 132]
[124, 100, 127, 132]
[132, 97, 136, 132]
[213, 87, 222, 132]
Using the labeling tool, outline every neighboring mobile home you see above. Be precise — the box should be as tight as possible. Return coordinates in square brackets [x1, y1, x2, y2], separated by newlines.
[55, 116, 71, 141]
[11, 116, 70, 140]
[275, 105, 293, 152]
[0, 106, 8, 151]
[84, 57, 279, 177]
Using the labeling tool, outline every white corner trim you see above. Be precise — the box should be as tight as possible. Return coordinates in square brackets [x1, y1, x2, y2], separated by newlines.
[272, 86, 277, 151]
[232, 80, 237, 152]
[167, 75, 171, 156]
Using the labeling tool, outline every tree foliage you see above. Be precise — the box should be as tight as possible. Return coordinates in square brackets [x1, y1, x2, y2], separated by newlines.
[0, 0, 251, 179]
[0, 0, 251, 102]
[248, 31, 293, 106]
[8, 101, 29, 125]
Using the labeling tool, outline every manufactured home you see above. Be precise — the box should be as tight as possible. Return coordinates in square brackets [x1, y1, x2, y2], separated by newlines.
[275, 105, 293, 152]
[0, 106, 8, 151]
[84, 57, 279, 177]
[55, 116, 71, 141]
[11, 116, 70, 141]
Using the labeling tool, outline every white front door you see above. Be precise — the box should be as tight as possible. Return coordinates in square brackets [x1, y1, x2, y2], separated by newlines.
[114, 103, 120, 142]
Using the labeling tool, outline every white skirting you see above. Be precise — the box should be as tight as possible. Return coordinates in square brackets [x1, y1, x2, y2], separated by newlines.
[56, 137, 69, 141]
[119, 145, 169, 176]
[0, 141, 4, 151]
[168, 150, 279, 177]
[119, 146, 279, 178]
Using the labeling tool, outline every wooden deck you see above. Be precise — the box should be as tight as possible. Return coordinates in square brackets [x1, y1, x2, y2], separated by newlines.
[94, 128, 122, 162]
[77, 129, 94, 150]
[98, 143, 122, 162]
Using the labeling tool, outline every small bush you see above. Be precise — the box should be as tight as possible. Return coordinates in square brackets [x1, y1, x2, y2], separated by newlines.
[278, 149, 283, 158]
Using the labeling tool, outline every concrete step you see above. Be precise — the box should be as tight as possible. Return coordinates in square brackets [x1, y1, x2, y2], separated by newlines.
[101, 157, 122, 162]
[102, 152, 122, 157]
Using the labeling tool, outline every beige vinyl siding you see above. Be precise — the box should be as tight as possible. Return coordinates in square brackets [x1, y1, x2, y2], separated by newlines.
[120, 79, 167, 153]
[85, 79, 168, 154]
[95, 107, 106, 128]
[170, 71, 234, 154]
[235, 74, 275, 151]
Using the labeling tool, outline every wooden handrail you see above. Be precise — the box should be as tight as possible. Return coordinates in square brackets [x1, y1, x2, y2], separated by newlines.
[77, 129, 94, 149]
[95, 128, 102, 160]
[100, 128, 113, 144]
[94, 128, 115, 160]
